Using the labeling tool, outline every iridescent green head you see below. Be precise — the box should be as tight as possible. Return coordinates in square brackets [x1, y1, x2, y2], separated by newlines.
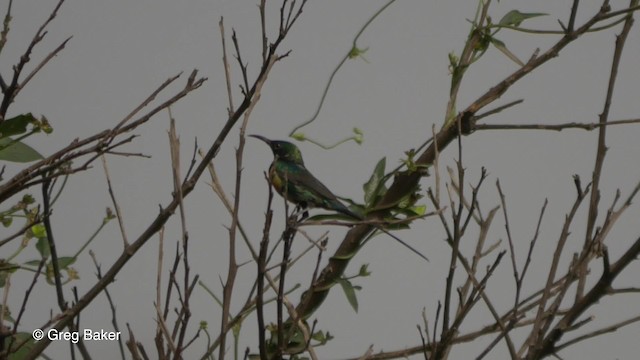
[249, 135, 305, 165]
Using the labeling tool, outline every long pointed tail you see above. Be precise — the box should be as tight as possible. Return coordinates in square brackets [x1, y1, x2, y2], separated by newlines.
[332, 202, 428, 262]
[373, 225, 429, 262]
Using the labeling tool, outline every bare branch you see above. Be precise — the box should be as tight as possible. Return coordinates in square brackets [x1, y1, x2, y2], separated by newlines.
[475, 117, 640, 131]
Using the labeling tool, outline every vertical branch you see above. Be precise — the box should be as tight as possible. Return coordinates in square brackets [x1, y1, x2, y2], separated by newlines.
[257, 177, 274, 360]
[217, 133, 242, 360]
[157, 243, 181, 358]
[443, 128, 466, 333]
[219, 32, 274, 359]
[260, 0, 268, 62]
[101, 155, 129, 247]
[514, 199, 547, 313]
[41, 177, 66, 311]
[496, 180, 518, 287]
[444, 0, 491, 126]
[276, 220, 296, 358]
[526, 188, 587, 353]
[167, 110, 194, 357]
[88, 253, 126, 359]
[567, 0, 581, 33]
[219, 18, 235, 115]
[154, 227, 165, 356]
[6, 259, 45, 354]
[578, 0, 637, 300]
[0, 0, 13, 58]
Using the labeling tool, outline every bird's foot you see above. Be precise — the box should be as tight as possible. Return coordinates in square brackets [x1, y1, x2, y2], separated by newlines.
[291, 205, 309, 222]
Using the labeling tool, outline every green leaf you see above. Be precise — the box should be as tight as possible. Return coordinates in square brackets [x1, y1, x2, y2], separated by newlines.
[338, 278, 359, 313]
[0, 261, 20, 285]
[22, 194, 36, 205]
[311, 329, 333, 345]
[1, 306, 15, 323]
[36, 237, 50, 259]
[0, 113, 36, 138]
[358, 264, 371, 277]
[291, 132, 306, 141]
[56, 256, 76, 269]
[4, 332, 37, 358]
[348, 46, 369, 61]
[490, 37, 524, 66]
[411, 205, 427, 216]
[31, 224, 46, 238]
[0, 259, 16, 269]
[1, 216, 12, 227]
[339, 197, 366, 216]
[283, 326, 307, 354]
[363, 157, 386, 207]
[0, 137, 43, 163]
[0, 262, 19, 287]
[392, 206, 423, 219]
[352, 127, 363, 144]
[24, 260, 43, 267]
[499, 10, 548, 27]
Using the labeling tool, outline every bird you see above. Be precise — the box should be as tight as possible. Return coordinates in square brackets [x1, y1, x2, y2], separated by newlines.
[249, 134, 362, 220]
[250, 134, 428, 262]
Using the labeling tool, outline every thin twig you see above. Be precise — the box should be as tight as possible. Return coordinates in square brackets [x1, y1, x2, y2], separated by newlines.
[0, 0, 66, 117]
[579, 0, 636, 303]
[101, 155, 129, 247]
[475, 117, 640, 131]
[41, 178, 66, 311]
[289, 0, 396, 136]
[556, 314, 640, 351]
[256, 177, 273, 360]
[89, 251, 126, 360]
[219, 18, 235, 114]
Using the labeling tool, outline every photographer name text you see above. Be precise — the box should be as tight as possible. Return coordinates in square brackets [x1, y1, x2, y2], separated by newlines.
[32, 328, 121, 343]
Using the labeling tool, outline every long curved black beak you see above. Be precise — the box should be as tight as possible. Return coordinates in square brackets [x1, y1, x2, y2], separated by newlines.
[248, 134, 272, 146]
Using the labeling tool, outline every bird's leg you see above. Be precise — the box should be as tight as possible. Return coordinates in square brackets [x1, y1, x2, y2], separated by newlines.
[291, 204, 303, 217]
[292, 204, 309, 222]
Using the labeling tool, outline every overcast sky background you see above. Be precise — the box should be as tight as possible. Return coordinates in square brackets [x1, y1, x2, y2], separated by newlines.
[3, 0, 640, 359]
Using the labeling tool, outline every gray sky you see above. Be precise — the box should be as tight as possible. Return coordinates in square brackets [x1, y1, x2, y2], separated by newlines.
[3, 0, 640, 359]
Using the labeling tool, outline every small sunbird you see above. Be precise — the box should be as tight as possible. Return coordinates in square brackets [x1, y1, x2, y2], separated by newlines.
[249, 134, 428, 261]
[249, 134, 361, 219]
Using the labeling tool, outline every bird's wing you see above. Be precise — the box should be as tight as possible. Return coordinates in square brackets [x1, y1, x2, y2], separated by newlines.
[278, 165, 339, 202]
[276, 163, 362, 219]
